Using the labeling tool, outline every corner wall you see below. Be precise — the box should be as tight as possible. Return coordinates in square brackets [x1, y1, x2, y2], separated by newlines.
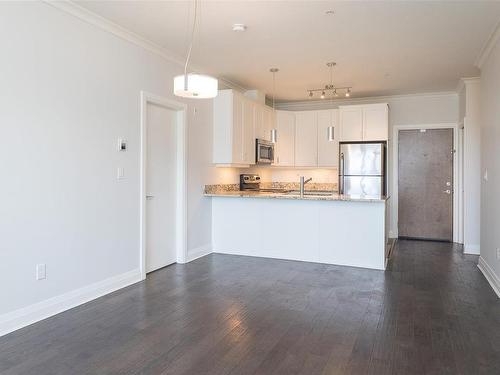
[478, 35, 500, 296]
[0, 2, 224, 333]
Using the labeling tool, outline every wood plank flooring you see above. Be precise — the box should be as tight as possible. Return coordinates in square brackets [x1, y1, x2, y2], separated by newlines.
[1, 240, 499, 374]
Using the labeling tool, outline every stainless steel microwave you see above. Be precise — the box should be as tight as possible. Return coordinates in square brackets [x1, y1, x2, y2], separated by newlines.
[256, 139, 274, 164]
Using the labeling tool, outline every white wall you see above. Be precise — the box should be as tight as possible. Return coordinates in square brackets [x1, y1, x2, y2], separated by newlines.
[478, 35, 500, 294]
[0, 2, 225, 322]
[457, 79, 481, 254]
[275, 93, 459, 237]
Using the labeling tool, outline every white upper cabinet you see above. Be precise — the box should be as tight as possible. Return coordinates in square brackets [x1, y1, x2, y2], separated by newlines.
[295, 111, 318, 167]
[242, 99, 255, 164]
[339, 103, 388, 141]
[317, 109, 339, 167]
[213, 89, 256, 166]
[363, 105, 389, 141]
[339, 107, 363, 141]
[254, 105, 274, 141]
[275, 111, 295, 167]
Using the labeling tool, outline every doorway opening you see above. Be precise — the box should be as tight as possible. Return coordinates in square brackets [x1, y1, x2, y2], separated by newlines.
[140, 92, 187, 280]
[397, 128, 454, 242]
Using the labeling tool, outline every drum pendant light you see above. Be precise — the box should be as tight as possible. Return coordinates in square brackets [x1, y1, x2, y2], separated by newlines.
[174, 0, 218, 99]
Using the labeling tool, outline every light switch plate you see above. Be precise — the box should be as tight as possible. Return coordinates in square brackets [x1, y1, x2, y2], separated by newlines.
[117, 167, 125, 180]
[36, 264, 46, 280]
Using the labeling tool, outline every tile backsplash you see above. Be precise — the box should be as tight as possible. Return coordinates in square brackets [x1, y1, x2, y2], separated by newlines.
[241, 167, 338, 184]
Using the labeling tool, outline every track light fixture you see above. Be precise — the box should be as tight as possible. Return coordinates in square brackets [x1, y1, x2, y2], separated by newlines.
[306, 62, 352, 99]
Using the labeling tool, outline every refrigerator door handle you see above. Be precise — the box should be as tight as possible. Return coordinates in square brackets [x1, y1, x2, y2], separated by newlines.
[339, 152, 345, 194]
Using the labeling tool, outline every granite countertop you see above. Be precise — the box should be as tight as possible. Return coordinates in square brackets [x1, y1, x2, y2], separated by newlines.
[204, 184, 388, 203]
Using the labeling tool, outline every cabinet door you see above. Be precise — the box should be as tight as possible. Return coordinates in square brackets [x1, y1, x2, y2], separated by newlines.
[262, 107, 273, 141]
[317, 109, 339, 167]
[231, 93, 244, 164]
[340, 108, 363, 141]
[295, 111, 318, 167]
[254, 105, 264, 140]
[275, 111, 295, 166]
[242, 98, 255, 164]
[363, 106, 388, 141]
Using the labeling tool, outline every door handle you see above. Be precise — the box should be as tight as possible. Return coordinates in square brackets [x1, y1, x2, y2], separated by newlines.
[146, 195, 154, 200]
[339, 153, 345, 195]
[443, 190, 451, 195]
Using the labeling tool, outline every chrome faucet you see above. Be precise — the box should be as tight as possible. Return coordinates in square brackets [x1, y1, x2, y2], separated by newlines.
[299, 176, 312, 197]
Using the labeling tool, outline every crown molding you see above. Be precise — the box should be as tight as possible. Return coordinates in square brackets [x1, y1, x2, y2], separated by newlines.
[42, 0, 247, 92]
[275, 91, 457, 111]
[456, 77, 480, 93]
[475, 18, 500, 69]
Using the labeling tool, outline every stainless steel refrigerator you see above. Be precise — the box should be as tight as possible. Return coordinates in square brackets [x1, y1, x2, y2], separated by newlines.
[339, 141, 386, 196]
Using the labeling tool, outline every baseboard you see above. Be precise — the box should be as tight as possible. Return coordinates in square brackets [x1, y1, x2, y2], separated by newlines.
[186, 243, 212, 262]
[478, 257, 500, 298]
[0, 268, 142, 338]
[464, 244, 480, 255]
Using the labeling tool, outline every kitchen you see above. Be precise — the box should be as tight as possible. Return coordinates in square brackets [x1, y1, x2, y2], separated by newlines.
[206, 86, 392, 270]
[2, 2, 500, 373]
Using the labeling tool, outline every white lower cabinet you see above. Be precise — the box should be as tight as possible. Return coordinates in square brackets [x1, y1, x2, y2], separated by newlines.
[275, 111, 295, 166]
[294, 111, 318, 167]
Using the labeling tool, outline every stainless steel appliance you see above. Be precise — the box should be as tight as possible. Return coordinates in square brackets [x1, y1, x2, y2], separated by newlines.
[256, 139, 274, 164]
[339, 141, 386, 196]
[240, 174, 261, 191]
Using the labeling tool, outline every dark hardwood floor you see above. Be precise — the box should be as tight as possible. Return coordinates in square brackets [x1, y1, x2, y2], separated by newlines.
[1, 240, 500, 374]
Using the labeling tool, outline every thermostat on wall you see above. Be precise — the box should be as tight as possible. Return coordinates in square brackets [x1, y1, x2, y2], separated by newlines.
[117, 138, 127, 151]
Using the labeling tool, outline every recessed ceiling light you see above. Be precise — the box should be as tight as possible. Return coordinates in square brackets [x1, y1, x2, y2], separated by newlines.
[232, 24, 247, 32]
[325, 10, 335, 15]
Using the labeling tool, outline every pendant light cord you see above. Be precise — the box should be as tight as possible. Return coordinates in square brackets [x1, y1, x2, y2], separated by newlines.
[330, 64, 334, 105]
[184, 0, 198, 90]
[272, 71, 275, 111]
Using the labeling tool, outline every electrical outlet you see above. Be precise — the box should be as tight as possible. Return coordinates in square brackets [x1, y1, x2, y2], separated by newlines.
[496, 248, 500, 261]
[36, 264, 46, 280]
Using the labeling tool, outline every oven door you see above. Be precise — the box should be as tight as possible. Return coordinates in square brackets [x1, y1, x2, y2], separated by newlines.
[256, 140, 274, 164]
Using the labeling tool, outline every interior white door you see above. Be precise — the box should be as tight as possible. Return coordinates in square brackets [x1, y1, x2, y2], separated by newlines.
[146, 102, 177, 273]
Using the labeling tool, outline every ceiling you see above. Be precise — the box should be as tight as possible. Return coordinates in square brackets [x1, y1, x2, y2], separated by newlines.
[76, 1, 500, 102]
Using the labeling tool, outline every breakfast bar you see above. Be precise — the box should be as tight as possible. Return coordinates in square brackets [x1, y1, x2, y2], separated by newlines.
[206, 186, 389, 270]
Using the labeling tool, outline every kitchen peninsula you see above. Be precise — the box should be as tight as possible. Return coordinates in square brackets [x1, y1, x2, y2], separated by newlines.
[205, 184, 389, 270]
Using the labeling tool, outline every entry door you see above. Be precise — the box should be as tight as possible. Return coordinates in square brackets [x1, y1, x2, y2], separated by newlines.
[146, 103, 177, 273]
[398, 129, 453, 241]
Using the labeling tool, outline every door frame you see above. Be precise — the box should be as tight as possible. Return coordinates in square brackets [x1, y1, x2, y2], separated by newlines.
[392, 123, 461, 243]
[139, 91, 187, 280]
